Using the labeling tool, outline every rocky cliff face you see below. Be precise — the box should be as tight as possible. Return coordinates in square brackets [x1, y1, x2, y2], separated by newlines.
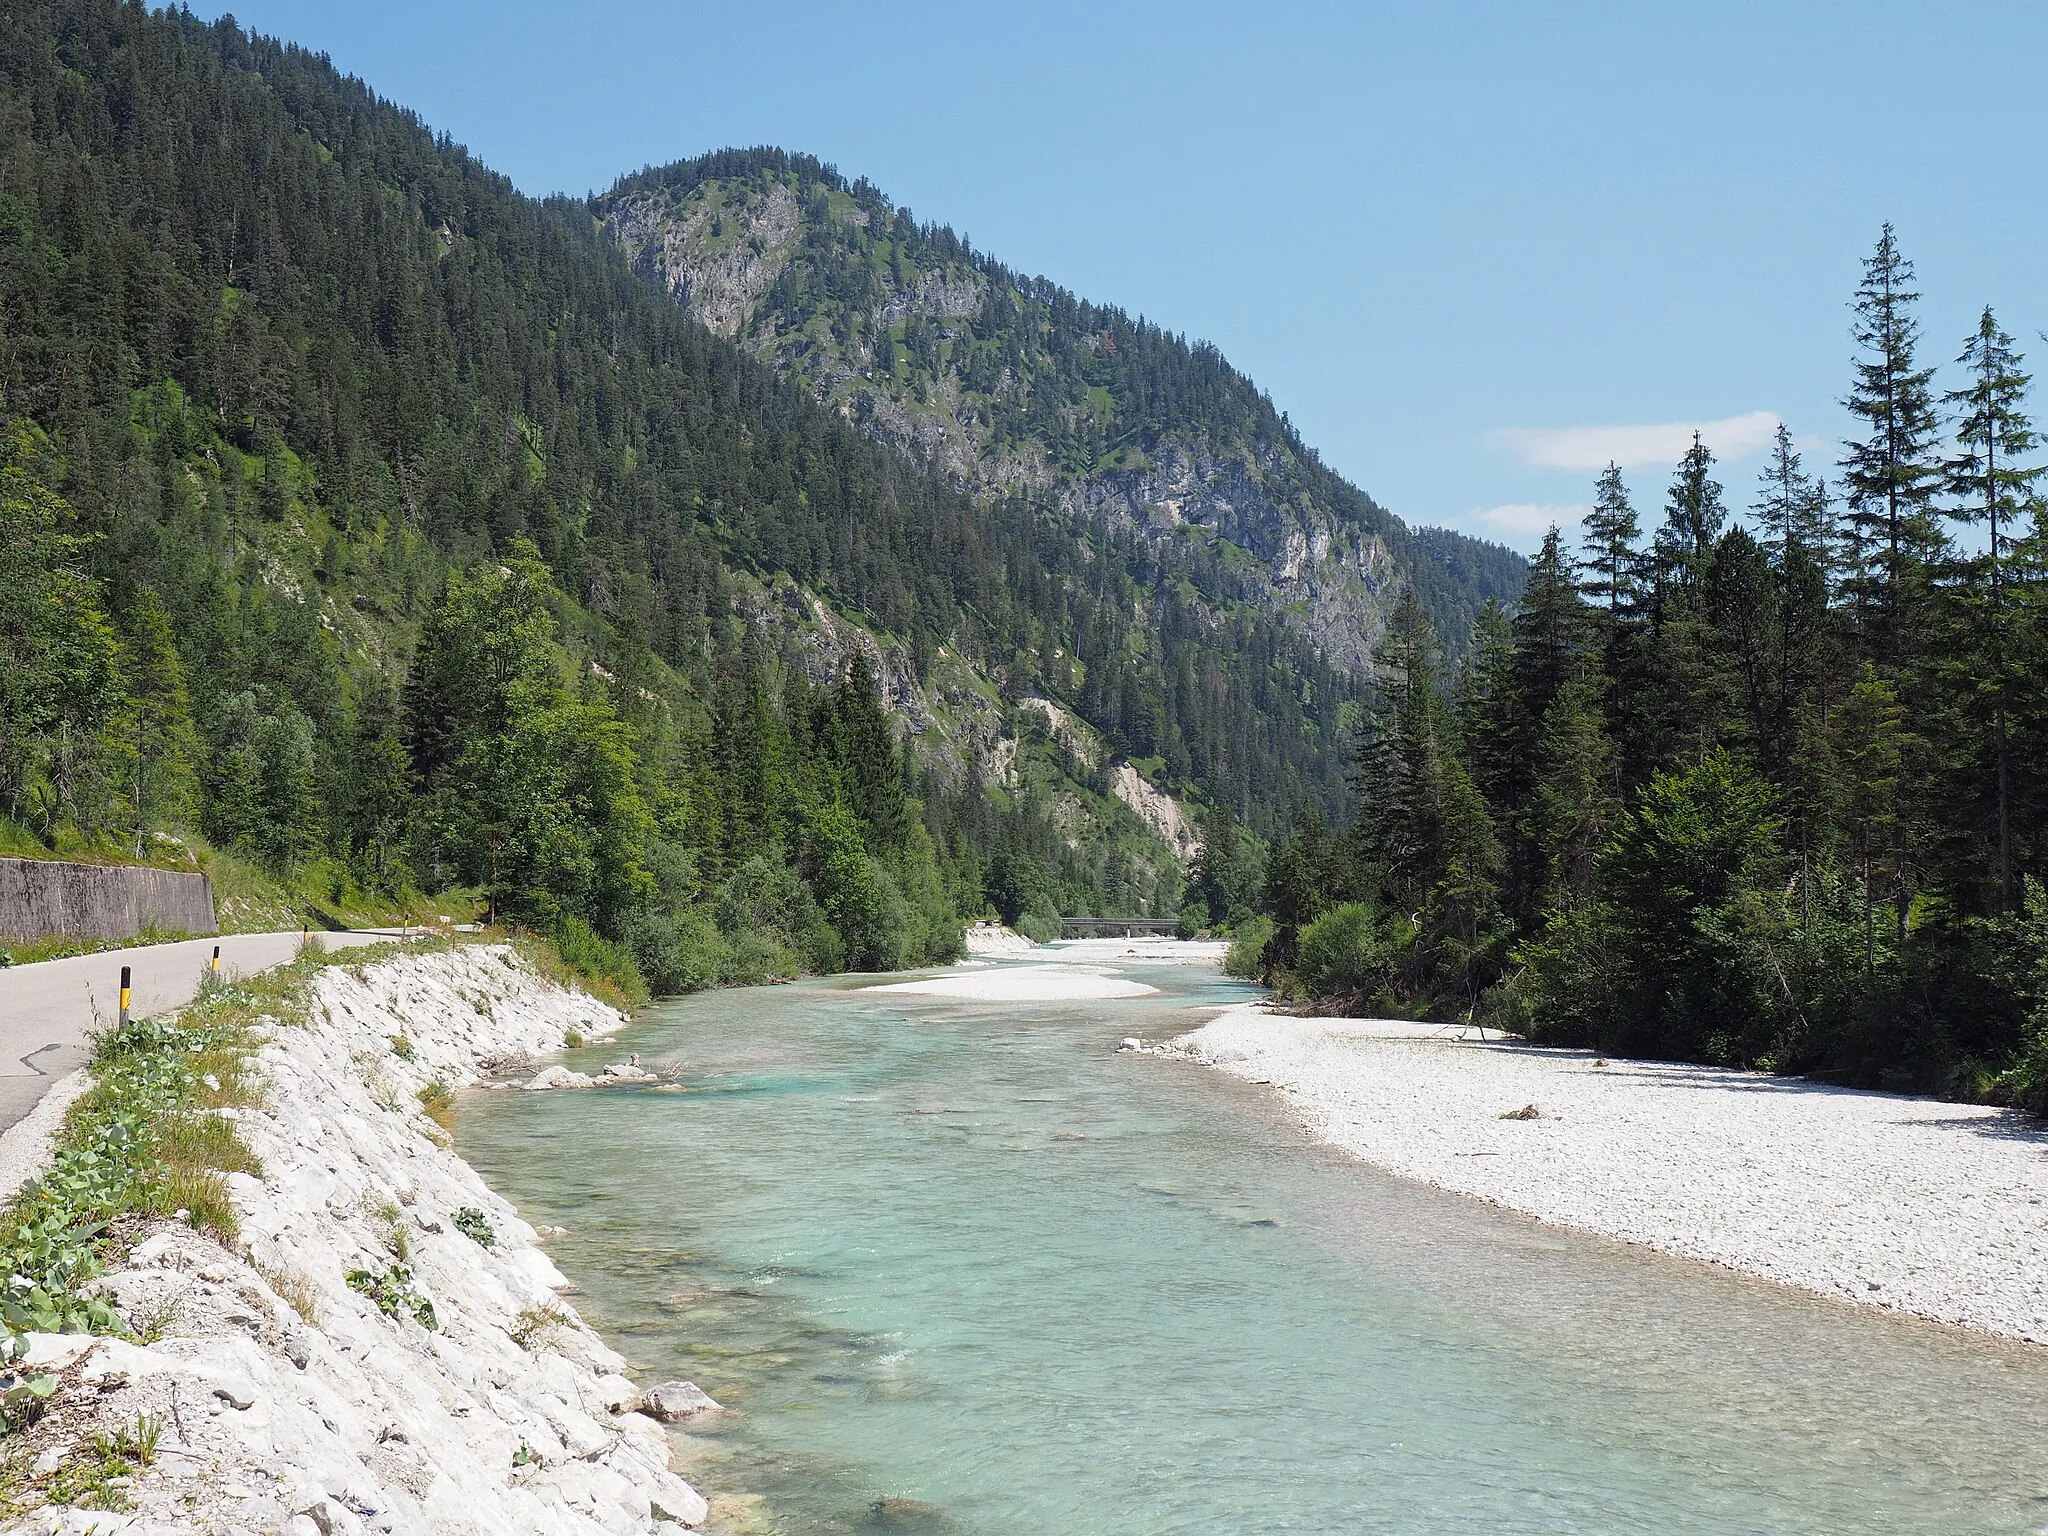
[600, 159, 1519, 680]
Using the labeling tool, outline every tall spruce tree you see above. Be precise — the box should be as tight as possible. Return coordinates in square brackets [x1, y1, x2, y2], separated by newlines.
[1942, 306, 2043, 906]
[1581, 463, 1642, 613]
[0, 423, 118, 831]
[1520, 674, 1617, 912]
[1662, 433, 1727, 573]
[1841, 224, 1943, 658]
[1754, 423, 1809, 560]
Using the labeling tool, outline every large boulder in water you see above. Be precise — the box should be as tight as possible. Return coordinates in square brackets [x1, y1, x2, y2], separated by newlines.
[641, 1380, 721, 1421]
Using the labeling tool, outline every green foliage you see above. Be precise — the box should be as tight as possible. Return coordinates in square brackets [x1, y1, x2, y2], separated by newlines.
[345, 1264, 438, 1330]
[1223, 915, 1275, 978]
[0, 423, 118, 836]
[0, 962, 297, 1365]
[1511, 751, 1787, 1063]
[410, 546, 656, 937]
[0, 1334, 56, 1433]
[1253, 223, 2048, 1102]
[0, 0, 1490, 988]
[451, 1207, 497, 1249]
[416, 1081, 455, 1129]
[548, 917, 650, 1008]
[38, 1414, 160, 1510]
[1293, 904, 1389, 999]
[604, 147, 1523, 701]
[1015, 910, 1061, 945]
[1184, 807, 1264, 929]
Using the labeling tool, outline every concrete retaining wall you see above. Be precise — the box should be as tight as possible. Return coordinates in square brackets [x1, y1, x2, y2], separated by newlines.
[0, 857, 216, 941]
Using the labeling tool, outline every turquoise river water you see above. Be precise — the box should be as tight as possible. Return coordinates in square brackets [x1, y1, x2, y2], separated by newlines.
[458, 957, 2048, 1534]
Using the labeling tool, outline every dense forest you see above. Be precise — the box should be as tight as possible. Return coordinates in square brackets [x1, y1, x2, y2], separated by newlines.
[0, 0, 1394, 984]
[1235, 226, 2048, 1107]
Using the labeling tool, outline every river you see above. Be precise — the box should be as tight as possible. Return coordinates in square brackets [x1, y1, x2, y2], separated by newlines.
[458, 952, 2048, 1533]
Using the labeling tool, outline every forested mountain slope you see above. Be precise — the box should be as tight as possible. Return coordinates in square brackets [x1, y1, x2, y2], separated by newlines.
[0, 0, 1249, 982]
[598, 149, 1526, 676]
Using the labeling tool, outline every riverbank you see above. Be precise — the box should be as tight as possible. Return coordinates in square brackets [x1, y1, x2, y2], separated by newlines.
[1165, 1004, 2048, 1343]
[0, 945, 709, 1533]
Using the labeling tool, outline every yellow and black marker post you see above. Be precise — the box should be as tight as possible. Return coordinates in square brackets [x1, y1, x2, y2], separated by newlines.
[211, 944, 221, 976]
[118, 965, 132, 1030]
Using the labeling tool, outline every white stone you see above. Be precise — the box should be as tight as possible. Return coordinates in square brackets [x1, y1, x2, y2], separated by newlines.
[639, 1380, 720, 1422]
[522, 1065, 595, 1091]
[590, 1373, 643, 1415]
[17, 1333, 96, 1371]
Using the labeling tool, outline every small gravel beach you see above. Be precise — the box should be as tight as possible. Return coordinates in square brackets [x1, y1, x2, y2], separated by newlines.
[1171, 1005, 2048, 1343]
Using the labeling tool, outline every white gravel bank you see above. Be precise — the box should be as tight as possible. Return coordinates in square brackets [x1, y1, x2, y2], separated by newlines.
[1170, 1005, 2048, 1343]
[6, 945, 710, 1535]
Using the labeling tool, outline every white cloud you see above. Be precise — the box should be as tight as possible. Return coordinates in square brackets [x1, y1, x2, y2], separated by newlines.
[1489, 409, 1781, 471]
[1467, 502, 1588, 539]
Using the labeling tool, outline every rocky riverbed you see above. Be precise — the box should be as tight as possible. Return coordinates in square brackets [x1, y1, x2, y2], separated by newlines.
[1167, 1005, 2048, 1343]
[1, 945, 713, 1535]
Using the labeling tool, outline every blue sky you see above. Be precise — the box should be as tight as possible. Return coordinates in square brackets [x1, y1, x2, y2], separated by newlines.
[211, 1, 2048, 552]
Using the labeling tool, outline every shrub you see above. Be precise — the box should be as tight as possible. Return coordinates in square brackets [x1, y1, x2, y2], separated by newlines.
[625, 908, 730, 994]
[508, 1300, 570, 1351]
[1015, 909, 1060, 945]
[1223, 915, 1275, 978]
[1294, 903, 1388, 998]
[549, 916, 648, 1007]
[724, 928, 798, 985]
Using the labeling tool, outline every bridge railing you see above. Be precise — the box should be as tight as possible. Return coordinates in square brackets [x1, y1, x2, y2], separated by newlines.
[1057, 917, 1182, 938]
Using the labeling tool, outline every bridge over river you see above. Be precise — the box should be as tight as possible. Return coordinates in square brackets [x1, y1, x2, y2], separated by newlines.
[1057, 916, 1181, 938]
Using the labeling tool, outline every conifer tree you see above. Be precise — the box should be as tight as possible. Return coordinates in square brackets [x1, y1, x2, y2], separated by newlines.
[1833, 668, 1910, 968]
[1942, 306, 2042, 906]
[1580, 463, 1642, 613]
[1456, 598, 1515, 808]
[1662, 433, 1727, 573]
[1358, 590, 1456, 904]
[113, 588, 201, 856]
[1841, 224, 1943, 658]
[0, 423, 118, 830]
[1507, 528, 1588, 732]
[1520, 674, 1616, 911]
[1754, 423, 1809, 561]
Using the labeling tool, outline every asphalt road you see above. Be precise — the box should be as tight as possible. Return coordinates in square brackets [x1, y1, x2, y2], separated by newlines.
[0, 930, 410, 1133]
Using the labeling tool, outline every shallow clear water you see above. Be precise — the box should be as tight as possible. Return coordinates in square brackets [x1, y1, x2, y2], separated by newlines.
[459, 960, 2048, 1534]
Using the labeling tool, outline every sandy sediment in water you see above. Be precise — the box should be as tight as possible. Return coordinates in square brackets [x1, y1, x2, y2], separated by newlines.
[871, 935, 1231, 1001]
[1, 947, 711, 1534]
[1166, 1006, 2048, 1343]
[869, 966, 1158, 1001]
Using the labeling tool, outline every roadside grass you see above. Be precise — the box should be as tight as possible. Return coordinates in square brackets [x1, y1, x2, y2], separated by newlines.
[512, 925, 646, 1014]
[0, 926, 200, 969]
